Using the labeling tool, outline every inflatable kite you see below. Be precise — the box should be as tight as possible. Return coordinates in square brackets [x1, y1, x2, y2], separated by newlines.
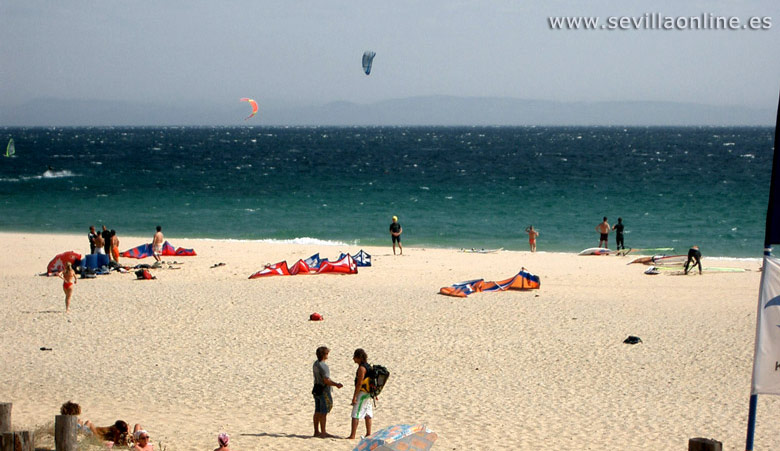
[249, 253, 358, 279]
[47, 251, 82, 276]
[439, 269, 540, 298]
[362, 51, 376, 75]
[240, 98, 258, 120]
[120, 241, 196, 259]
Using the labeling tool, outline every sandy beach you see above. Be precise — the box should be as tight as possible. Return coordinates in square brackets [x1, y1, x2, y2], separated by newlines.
[0, 231, 776, 450]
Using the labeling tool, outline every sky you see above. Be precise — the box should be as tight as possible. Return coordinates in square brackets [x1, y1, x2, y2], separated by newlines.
[1, 0, 778, 116]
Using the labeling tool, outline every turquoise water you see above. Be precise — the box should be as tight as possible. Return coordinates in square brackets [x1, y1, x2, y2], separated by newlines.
[0, 126, 774, 257]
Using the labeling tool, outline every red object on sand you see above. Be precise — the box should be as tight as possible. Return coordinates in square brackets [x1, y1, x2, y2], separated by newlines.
[47, 251, 82, 276]
[309, 313, 323, 321]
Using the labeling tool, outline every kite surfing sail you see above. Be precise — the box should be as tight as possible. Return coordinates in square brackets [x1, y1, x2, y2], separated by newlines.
[240, 98, 258, 120]
[439, 269, 540, 298]
[5, 138, 14, 157]
[249, 252, 360, 278]
[362, 51, 376, 75]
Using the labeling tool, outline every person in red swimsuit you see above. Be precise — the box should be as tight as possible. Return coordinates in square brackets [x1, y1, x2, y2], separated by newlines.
[525, 225, 539, 252]
[58, 262, 77, 312]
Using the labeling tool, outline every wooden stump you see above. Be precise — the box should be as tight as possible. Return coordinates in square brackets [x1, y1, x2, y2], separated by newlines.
[0, 403, 10, 433]
[55, 415, 78, 451]
[0, 430, 33, 451]
[689, 437, 723, 451]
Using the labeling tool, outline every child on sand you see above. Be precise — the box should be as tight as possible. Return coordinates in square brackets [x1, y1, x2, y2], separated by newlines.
[214, 433, 232, 451]
[348, 348, 373, 439]
[57, 262, 77, 312]
[525, 225, 539, 252]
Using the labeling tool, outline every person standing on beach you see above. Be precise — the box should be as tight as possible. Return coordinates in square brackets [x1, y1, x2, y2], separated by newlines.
[312, 346, 343, 438]
[152, 226, 164, 263]
[612, 217, 625, 250]
[88, 226, 98, 254]
[111, 230, 120, 263]
[57, 262, 77, 312]
[94, 232, 106, 255]
[389, 216, 403, 255]
[348, 348, 373, 440]
[684, 245, 702, 275]
[525, 225, 539, 252]
[101, 225, 113, 257]
[595, 217, 610, 249]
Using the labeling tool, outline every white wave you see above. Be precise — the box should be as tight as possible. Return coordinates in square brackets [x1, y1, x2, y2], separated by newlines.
[42, 169, 76, 178]
[200, 237, 354, 246]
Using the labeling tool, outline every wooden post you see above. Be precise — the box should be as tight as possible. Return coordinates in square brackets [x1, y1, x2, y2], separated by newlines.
[0, 430, 33, 451]
[55, 415, 78, 451]
[0, 403, 10, 433]
[689, 437, 723, 451]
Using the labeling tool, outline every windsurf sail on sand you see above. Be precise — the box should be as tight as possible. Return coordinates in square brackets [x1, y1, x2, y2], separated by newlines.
[5, 138, 14, 157]
[439, 269, 540, 298]
[460, 248, 503, 254]
[578, 247, 612, 255]
[240, 98, 258, 120]
[362, 50, 376, 75]
[628, 254, 686, 265]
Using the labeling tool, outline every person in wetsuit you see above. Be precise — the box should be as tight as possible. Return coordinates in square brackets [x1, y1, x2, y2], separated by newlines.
[389, 216, 403, 255]
[612, 217, 625, 250]
[684, 245, 702, 275]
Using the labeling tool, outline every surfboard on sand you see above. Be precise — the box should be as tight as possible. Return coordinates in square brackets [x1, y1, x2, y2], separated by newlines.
[460, 248, 503, 254]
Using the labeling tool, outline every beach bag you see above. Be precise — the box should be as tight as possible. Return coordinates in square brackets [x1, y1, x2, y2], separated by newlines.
[135, 269, 154, 280]
[311, 383, 325, 396]
[623, 335, 642, 345]
[366, 365, 390, 398]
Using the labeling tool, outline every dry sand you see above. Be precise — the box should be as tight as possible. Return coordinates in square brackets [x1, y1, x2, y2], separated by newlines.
[0, 232, 776, 450]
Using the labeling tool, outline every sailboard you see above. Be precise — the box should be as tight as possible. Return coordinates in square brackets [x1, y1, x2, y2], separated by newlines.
[646, 265, 747, 274]
[5, 138, 14, 157]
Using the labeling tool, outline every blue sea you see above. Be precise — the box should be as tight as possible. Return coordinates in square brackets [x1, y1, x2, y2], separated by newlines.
[0, 126, 774, 258]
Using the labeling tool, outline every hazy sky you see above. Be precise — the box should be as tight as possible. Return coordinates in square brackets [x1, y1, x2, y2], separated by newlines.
[1, 0, 778, 111]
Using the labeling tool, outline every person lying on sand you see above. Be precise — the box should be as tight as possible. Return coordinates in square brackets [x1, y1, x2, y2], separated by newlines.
[81, 419, 130, 446]
[132, 428, 153, 451]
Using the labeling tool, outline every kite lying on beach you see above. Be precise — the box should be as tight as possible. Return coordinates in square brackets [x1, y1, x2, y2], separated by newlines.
[249, 253, 359, 278]
[46, 251, 82, 276]
[439, 269, 540, 298]
[120, 241, 196, 259]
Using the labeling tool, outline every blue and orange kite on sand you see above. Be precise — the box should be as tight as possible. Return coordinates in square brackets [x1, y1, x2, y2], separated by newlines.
[120, 241, 196, 259]
[249, 251, 370, 278]
[439, 269, 540, 298]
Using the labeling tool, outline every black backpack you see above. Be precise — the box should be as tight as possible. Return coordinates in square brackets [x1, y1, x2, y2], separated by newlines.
[366, 365, 390, 398]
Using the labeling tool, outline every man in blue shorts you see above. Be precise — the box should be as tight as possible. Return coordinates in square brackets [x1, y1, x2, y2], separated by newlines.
[312, 346, 343, 438]
[389, 216, 403, 255]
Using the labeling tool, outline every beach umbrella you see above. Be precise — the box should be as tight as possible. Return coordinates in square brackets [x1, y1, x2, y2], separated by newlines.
[46, 251, 81, 275]
[353, 424, 437, 451]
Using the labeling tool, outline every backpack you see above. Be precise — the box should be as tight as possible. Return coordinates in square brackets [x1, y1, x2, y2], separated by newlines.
[135, 269, 154, 280]
[366, 365, 390, 398]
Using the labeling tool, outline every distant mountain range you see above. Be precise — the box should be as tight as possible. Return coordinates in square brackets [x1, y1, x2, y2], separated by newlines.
[0, 96, 773, 126]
